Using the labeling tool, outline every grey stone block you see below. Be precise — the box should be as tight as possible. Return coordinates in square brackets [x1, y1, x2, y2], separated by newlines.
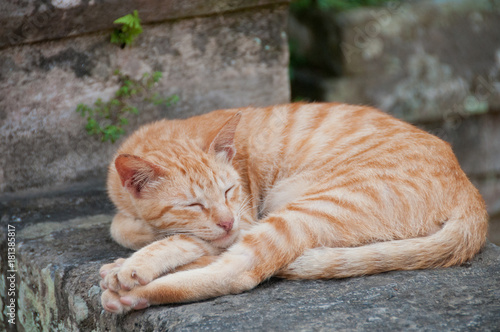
[325, 0, 500, 124]
[0, 4, 290, 194]
[2, 210, 499, 331]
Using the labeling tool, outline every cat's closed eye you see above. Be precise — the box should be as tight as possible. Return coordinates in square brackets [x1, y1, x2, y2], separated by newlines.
[186, 203, 205, 210]
[225, 185, 235, 199]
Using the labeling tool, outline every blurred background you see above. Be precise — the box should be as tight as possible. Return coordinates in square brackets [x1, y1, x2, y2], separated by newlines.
[287, 0, 500, 244]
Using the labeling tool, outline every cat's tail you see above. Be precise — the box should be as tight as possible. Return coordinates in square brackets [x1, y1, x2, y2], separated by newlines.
[280, 202, 488, 279]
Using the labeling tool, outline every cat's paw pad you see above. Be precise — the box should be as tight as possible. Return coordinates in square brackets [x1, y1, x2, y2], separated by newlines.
[101, 289, 150, 314]
[101, 289, 129, 314]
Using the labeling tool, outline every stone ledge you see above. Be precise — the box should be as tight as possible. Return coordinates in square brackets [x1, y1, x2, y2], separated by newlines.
[0, 0, 289, 49]
[1, 211, 499, 331]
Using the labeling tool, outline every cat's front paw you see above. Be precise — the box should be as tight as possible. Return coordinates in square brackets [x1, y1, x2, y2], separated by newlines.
[116, 262, 155, 291]
[100, 258, 125, 291]
[101, 289, 150, 314]
[100, 258, 155, 292]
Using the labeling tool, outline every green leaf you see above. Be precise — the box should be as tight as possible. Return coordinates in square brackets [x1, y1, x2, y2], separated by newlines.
[111, 10, 143, 46]
[101, 106, 110, 118]
[114, 15, 134, 26]
[164, 94, 179, 106]
[110, 31, 121, 44]
[85, 118, 100, 135]
[152, 71, 162, 83]
[116, 86, 127, 97]
[76, 104, 92, 117]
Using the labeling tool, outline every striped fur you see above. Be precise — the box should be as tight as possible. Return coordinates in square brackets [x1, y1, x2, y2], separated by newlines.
[100, 103, 488, 314]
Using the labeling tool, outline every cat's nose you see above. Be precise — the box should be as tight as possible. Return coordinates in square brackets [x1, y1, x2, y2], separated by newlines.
[217, 218, 234, 232]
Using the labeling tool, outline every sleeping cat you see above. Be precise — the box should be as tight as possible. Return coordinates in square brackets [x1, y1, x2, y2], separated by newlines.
[99, 103, 488, 314]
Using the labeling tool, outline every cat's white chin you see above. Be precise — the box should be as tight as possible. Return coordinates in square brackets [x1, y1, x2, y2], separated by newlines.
[211, 230, 238, 248]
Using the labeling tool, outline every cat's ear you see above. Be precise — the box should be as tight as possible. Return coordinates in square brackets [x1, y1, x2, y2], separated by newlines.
[209, 112, 242, 163]
[114, 154, 163, 198]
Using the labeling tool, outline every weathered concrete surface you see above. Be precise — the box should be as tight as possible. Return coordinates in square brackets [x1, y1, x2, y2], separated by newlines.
[1, 193, 499, 331]
[0, 3, 290, 194]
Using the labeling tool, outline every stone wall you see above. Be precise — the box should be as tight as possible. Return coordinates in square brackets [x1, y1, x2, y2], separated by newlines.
[0, 0, 291, 195]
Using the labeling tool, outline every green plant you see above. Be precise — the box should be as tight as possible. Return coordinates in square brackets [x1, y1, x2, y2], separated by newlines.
[111, 10, 143, 47]
[76, 70, 179, 143]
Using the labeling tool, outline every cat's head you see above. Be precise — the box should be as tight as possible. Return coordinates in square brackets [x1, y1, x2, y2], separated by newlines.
[111, 112, 245, 249]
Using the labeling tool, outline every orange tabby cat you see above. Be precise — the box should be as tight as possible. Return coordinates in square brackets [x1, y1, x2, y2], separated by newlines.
[99, 103, 488, 314]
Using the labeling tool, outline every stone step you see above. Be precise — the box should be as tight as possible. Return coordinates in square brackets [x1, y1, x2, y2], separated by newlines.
[2, 191, 499, 331]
